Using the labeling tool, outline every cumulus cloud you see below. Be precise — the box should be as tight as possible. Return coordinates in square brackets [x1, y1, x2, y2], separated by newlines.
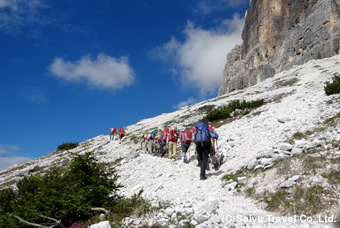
[149, 14, 244, 95]
[49, 53, 136, 90]
[0, 0, 50, 35]
[0, 144, 31, 171]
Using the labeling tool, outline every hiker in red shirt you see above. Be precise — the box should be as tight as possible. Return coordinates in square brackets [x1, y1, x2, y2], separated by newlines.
[179, 128, 192, 163]
[167, 129, 178, 159]
[159, 128, 169, 157]
[110, 127, 116, 141]
[118, 128, 125, 144]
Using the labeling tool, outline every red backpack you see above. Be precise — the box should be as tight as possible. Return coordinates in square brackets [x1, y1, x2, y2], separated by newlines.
[145, 132, 150, 140]
[182, 130, 192, 143]
[169, 130, 177, 142]
[161, 129, 169, 141]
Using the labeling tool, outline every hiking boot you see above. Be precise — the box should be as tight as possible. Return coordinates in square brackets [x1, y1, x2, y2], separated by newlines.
[200, 176, 207, 180]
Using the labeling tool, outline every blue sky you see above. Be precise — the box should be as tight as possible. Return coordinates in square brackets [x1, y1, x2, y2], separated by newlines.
[0, 0, 249, 170]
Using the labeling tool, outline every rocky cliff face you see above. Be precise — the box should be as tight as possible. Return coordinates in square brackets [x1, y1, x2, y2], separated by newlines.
[218, 0, 340, 95]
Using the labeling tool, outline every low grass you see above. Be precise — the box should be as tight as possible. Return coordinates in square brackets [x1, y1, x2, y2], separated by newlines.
[292, 185, 324, 215]
[324, 112, 340, 125]
[264, 189, 291, 211]
[274, 78, 299, 87]
[263, 185, 325, 215]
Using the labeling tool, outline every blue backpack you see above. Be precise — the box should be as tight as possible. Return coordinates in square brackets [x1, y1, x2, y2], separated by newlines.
[195, 122, 211, 147]
[150, 131, 156, 139]
[214, 130, 219, 140]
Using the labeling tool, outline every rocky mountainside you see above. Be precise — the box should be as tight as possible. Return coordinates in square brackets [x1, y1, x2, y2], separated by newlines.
[218, 0, 340, 95]
[1, 56, 340, 227]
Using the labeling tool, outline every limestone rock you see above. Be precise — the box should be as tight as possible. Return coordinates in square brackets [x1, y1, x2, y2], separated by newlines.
[219, 0, 340, 95]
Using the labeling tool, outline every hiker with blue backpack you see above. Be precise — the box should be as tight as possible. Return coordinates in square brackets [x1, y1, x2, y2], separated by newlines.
[208, 122, 220, 170]
[145, 131, 156, 154]
[180, 128, 193, 163]
[194, 121, 215, 180]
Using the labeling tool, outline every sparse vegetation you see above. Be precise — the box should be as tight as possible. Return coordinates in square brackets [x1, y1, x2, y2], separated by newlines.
[197, 104, 215, 113]
[274, 78, 299, 87]
[292, 185, 324, 215]
[57, 142, 79, 151]
[202, 99, 265, 123]
[324, 112, 340, 124]
[0, 152, 156, 227]
[264, 189, 290, 211]
[262, 185, 325, 215]
[324, 73, 340, 95]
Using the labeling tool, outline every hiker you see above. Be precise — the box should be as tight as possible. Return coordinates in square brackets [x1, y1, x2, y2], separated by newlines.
[140, 131, 147, 150]
[153, 134, 160, 156]
[118, 128, 125, 144]
[179, 128, 192, 163]
[194, 121, 215, 180]
[147, 131, 155, 154]
[144, 131, 150, 152]
[159, 128, 169, 157]
[167, 129, 178, 159]
[110, 127, 116, 140]
[208, 122, 220, 170]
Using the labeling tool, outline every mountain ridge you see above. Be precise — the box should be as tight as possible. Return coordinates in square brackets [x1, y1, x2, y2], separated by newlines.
[1, 55, 340, 227]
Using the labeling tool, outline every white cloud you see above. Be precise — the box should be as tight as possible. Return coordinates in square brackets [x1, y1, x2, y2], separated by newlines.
[0, 144, 31, 171]
[49, 53, 136, 90]
[150, 14, 244, 95]
[0, 156, 32, 170]
[173, 97, 197, 109]
[0, 144, 21, 154]
[0, 0, 50, 35]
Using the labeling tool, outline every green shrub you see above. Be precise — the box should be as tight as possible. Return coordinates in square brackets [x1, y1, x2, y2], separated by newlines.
[202, 99, 264, 122]
[57, 142, 79, 151]
[324, 74, 340, 95]
[0, 152, 123, 227]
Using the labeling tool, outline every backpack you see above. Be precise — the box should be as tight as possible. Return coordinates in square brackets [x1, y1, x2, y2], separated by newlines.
[195, 122, 211, 147]
[150, 131, 156, 139]
[214, 131, 219, 140]
[169, 130, 177, 142]
[181, 130, 192, 143]
[208, 124, 216, 138]
[110, 127, 116, 133]
[161, 129, 169, 141]
[145, 132, 150, 140]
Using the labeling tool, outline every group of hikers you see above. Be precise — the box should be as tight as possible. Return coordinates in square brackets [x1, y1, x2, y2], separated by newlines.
[110, 121, 219, 180]
[109, 127, 125, 144]
[140, 122, 220, 180]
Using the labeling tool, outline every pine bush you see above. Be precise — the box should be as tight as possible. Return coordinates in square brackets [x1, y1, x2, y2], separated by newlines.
[57, 142, 79, 151]
[324, 74, 340, 95]
[202, 99, 264, 122]
[0, 152, 123, 227]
